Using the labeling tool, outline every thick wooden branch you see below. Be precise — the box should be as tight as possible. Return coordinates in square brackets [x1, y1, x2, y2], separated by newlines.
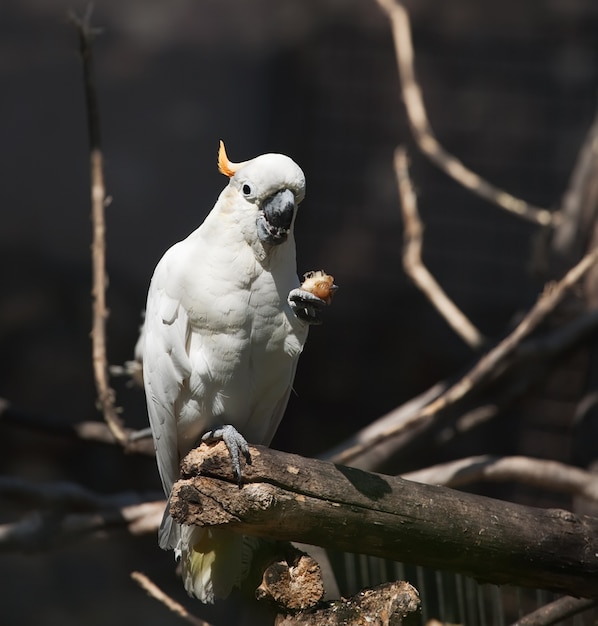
[171, 443, 598, 599]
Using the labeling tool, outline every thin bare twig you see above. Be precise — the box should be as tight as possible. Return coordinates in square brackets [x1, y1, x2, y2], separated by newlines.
[403, 455, 598, 502]
[320, 382, 446, 468]
[331, 246, 598, 466]
[70, 7, 127, 444]
[323, 307, 598, 469]
[376, 0, 555, 227]
[131, 572, 213, 626]
[0, 398, 155, 454]
[510, 595, 598, 626]
[0, 477, 164, 551]
[419, 249, 598, 416]
[0, 476, 162, 510]
[396, 146, 485, 349]
[0, 502, 164, 552]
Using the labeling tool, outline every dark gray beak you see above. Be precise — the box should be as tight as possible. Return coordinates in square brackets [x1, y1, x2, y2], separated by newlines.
[257, 188, 295, 246]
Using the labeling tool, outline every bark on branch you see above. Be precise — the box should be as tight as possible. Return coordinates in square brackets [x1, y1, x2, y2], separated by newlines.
[274, 581, 420, 626]
[170, 443, 598, 599]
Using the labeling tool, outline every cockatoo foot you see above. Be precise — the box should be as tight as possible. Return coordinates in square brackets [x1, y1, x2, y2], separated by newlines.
[288, 288, 327, 324]
[201, 424, 251, 486]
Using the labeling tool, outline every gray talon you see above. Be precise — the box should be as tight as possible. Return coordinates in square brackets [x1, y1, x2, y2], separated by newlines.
[288, 288, 327, 324]
[202, 424, 251, 485]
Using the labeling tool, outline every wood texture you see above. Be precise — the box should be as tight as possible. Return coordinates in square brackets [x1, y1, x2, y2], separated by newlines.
[170, 443, 598, 598]
[274, 581, 420, 626]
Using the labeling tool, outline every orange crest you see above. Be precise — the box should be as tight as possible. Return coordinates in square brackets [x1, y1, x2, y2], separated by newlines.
[218, 140, 241, 178]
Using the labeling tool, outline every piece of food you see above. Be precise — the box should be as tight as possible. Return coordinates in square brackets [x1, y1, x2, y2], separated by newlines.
[301, 270, 338, 305]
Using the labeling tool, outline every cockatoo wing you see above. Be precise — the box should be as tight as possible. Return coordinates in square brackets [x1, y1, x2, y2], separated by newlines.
[143, 242, 192, 499]
[260, 356, 300, 446]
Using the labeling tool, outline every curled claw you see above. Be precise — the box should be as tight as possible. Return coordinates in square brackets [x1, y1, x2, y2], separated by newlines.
[289, 270, 338, 324]
[288, 288, 327, 324]
[202, 424, 251, 486]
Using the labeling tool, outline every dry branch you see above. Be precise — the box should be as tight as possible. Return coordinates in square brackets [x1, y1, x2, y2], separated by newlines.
[70, 8, 127, 444]
[376, 0, 554, 226]
[256, 553, 325, 611]
[511, 595, 598, 626]
[321, 382, 446, 469]
[330, 246, 598, 467]
[549, 109, 598, 277]
[0, 398, 155, 455]
[131, 572, 213, 626]
[0, 477, 164, 551]
[414, 248, 598, 414]
[274, 581, 420, 626]
[171, 443, 598, 599]
[0, 476, 161, 510]
[396, 146, 485, 349]
[323, 308, 598, 470]
[403, 455, 598, 502]
[0, 502, 163, 552]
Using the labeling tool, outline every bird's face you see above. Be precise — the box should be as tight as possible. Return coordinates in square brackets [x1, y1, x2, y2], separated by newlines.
[218, 142, 306, 250]
[233, 155, 305, 247]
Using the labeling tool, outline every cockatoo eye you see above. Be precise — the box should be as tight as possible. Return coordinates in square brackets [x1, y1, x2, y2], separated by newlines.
[241, 183, 253, 197]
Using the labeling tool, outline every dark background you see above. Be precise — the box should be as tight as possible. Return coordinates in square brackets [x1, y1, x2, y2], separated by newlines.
[1, 0, 598, 624]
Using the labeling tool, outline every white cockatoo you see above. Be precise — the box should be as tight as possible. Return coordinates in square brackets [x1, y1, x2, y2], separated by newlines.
[142, 142, 325, 603]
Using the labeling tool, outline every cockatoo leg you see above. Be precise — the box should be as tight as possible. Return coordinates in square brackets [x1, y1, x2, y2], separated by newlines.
[201, 424, 252, 485]
[288, 288, 327, 324]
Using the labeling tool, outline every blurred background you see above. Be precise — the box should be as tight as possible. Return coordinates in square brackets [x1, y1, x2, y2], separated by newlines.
[1, 0, 598, 624]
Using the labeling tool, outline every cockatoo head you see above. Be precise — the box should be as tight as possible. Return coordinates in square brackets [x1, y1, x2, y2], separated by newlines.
[218, 141, 305, 248]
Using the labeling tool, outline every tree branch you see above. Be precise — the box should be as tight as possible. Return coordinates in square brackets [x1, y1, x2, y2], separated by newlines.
[0, 398, 155, 455]
[403, 455, 598, 502]
[131, 572, 213, 626]
[274, 581, 420, 626]
[510, 595, 598, 626]
[330, 246, 598, 467]
[396, 146, 485, 349]
[171, 443, 598, 599]
[70, 6, 127, 444]
[0, 477, 164, 551]
[547, 108, 598, 277]
[323, 307, 598, 470]
[376, 0, 555, 226]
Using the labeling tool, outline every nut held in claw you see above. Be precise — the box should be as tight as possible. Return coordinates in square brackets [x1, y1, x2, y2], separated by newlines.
[301, 270, 338, 305]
